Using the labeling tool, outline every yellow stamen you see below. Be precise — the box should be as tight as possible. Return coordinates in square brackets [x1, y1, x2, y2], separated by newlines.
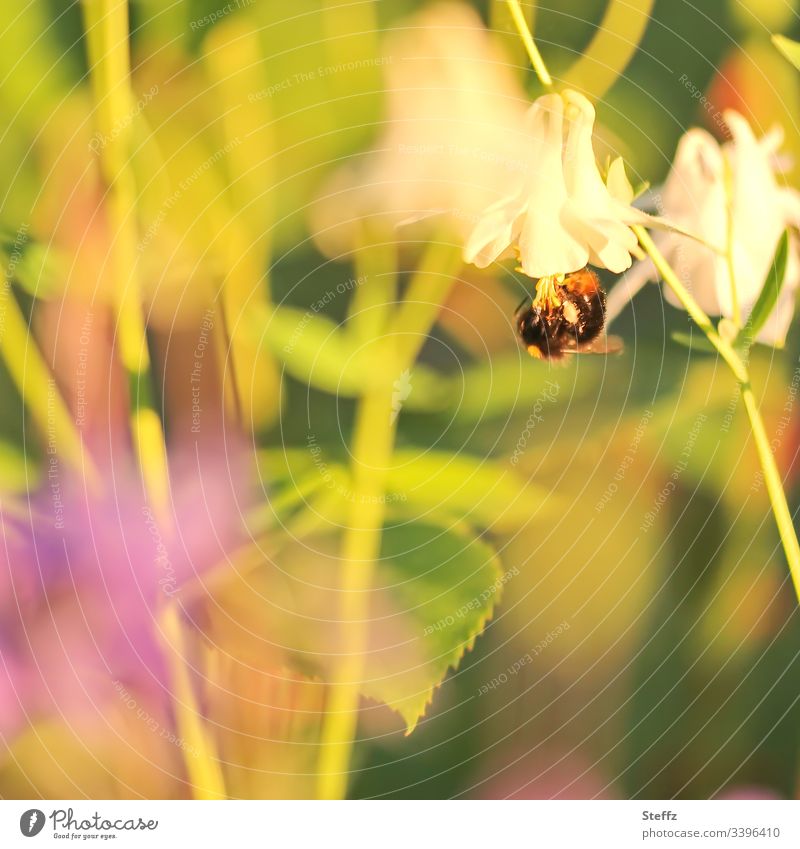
[533, 274, 564, 309]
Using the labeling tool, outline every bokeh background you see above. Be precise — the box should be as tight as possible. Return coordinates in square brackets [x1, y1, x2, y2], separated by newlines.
[2, 0, 800, 800]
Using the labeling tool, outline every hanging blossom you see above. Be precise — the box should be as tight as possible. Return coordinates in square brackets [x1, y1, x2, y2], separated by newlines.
[463, 89, 651, 279]
[0, 445, 252, 744]
[608, 111, 800, 345]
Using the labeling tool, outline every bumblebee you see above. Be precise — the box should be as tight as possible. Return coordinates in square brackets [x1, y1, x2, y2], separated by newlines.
[515, 268, 622, 360]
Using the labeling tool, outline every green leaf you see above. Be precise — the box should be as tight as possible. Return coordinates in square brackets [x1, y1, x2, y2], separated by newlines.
[362, 521, 505, 733]
[0, 232, 63, 299]
[0, 440, 38, 493]
[734, 230, 789, 350]
[257, 447, 558, 534]
[210, 517, 507, 737]
[253, 303, 378, 396]
[387, 449, 557, 532]
[773, 34, 800, 71]
[671, 331, 717, 353]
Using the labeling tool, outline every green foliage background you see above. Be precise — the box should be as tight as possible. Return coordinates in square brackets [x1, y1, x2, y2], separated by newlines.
[3, 0, 800, 799]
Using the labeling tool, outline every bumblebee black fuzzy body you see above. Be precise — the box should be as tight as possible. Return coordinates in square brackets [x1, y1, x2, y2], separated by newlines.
[515, 268, 616, 360]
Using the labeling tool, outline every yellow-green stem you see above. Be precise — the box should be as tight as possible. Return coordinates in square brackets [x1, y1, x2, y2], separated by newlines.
[741, 383, 800, 600]
[636, 225, 800, 603]
[723, 159, 742, 327]
[315, 243, 460, 799]
[504, 0, 552, 87]
[634, 226, 748, 383]
[315, 387, 397, 800]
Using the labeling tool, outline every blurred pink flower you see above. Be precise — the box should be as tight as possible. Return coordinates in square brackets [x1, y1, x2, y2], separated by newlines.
[310, 2, 531, 255]
[0, 444, 253, 741]
[717, 785, 782, 800]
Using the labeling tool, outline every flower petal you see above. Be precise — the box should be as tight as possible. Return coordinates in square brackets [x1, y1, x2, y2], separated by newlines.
[515, 94, 591, 277]
[463, 197, 524, 267]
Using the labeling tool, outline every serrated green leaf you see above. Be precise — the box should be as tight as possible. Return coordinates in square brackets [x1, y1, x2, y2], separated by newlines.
[773, 34, 800, 71]
[671, 331, 717, 353]
[362, 521, 505, 732]
[734, 230, 789, 350]
[209, 518, 507, 738]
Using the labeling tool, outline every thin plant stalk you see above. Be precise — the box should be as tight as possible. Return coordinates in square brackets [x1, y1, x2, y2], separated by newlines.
[0, 285, 96, 481]
[81, 0, 226, 799]
[315, 242, 461, 800]
[504, 19, 800, 603]
[315, 386, 397, 801]
[504, 0, 552, 87]
[635, 225, 800, 602]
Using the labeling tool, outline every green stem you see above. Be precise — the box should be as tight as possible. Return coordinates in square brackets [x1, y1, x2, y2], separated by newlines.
[723, 159, 742, 327]
[504, 0, 552, 87]
[635, 225, 800, 603]
[315, 243, 460, 800]
[82, 0, 225, 798]
[634, 226, 748, 383]
[741, 384, 800, 600]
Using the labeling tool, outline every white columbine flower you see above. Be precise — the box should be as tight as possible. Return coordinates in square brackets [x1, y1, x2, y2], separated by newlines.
[608, 111, 800, 345]
[464, 89, 649, 279]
